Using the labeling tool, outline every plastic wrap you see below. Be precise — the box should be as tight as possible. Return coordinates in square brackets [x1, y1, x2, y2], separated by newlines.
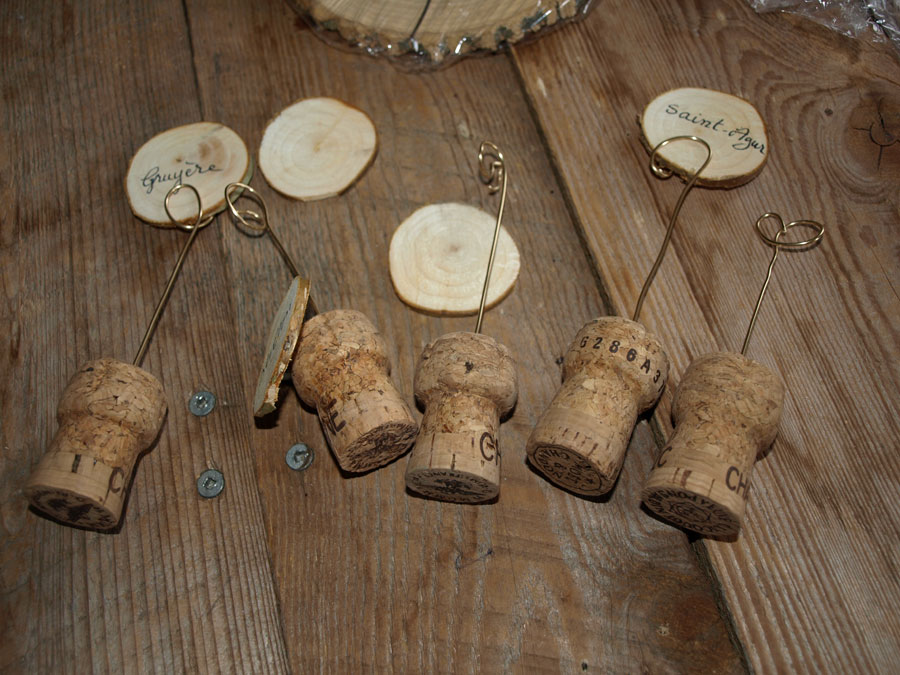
[287, 0, 595, 69]
[749, 0, 899, 46]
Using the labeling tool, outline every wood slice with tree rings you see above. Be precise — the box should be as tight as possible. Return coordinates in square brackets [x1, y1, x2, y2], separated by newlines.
[389, 202, 520, 315]
[289, 0, 585, 64]
[258, 97, 377, 201]
[640, 87, 768, 188]
[125, 122, 252, 226]
[253, 276, 312, 417]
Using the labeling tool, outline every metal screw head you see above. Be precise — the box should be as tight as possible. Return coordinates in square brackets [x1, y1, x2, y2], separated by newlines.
[197, 468, 225, 498]
[189, 390, 216, 416]
[286, 443, 313, 471]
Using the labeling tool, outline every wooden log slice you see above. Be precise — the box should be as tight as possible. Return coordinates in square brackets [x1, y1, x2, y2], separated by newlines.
[253, 276, 312, 417]
[290, 0, 583, 64]
[389, 202, 520, 315]
[258, 97, 377, 201]
[640, 87, 768, 188]
[125, 122, 252, 226]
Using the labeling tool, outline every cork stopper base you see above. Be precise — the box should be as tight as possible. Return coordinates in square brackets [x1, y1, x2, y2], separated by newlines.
[324, 390, 419, 473]
[527, 317, 669, 496]
[26, 451, 128, 530]
[24, 358, 168, 530]
[292, 309, 417, 473]
[405, 332, 517, 504]
[642, 352, 784, 537]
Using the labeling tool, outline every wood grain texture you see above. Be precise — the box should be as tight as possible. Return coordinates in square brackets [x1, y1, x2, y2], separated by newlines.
[513, 1, 900, 671]
[17, 0, 897, 671]
[0, 2, 288, 672]
[183, 0, 743, 670]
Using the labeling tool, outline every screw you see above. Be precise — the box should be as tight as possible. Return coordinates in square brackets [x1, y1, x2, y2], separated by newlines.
[286, 443, 314, 471]
[189, 390, 216, 416]
[197, 468, 225, 498]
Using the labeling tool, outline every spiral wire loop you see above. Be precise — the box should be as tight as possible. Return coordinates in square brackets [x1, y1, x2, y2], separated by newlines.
[633, 135, 712, 322]
[474, 141, 508, 334]
[134, 183, 214, 366]
[741, 212, 825, 355]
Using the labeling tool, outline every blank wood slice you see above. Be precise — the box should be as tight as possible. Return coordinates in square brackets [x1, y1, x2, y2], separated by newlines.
[253, 276, 312, 417]
[389, 202, 520, 315]
[258, 97, 377, 201]
[526, 317, 669, 496]
[292, 0, 583, 63]
[125, 122, 252, 225]
[640, 87, 768, 188]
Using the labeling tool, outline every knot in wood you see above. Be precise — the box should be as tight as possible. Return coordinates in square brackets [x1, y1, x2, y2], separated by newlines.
[292, 309, 391, 405]
[563, 317, 669, 411]
[414, 331, 517, 415]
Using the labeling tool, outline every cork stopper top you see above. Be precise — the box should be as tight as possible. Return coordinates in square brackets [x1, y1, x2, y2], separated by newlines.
[58, 358, 168, 446]
[563, 316, 670, 410]
[673, 351, 784, 455]
[291, 309, 390, 401]
[415, 331, 517, 415]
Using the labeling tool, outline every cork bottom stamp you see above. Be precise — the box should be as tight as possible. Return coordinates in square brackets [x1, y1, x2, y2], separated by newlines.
[530, 444, 605, 496]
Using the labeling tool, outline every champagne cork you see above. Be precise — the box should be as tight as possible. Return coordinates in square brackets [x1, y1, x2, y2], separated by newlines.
[405, 331, 517, 503]
[24, 358, 168, 530]
[642, 352, 784, 537]
[526, 317, 669, 496]
[291, 309, 417, 472]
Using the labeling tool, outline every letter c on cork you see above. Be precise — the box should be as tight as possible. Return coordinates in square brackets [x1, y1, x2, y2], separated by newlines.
[405, 331, 517, 503]
[24, 359, 168, 530]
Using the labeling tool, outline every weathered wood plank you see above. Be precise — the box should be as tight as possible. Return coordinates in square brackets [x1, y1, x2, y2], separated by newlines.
[0, 2, 288, 672]
[182, 0, 744, 670]
[513, 0, 900, 671]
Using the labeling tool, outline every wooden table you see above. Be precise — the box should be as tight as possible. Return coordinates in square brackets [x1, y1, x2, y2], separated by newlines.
[2, 1, 898, 672]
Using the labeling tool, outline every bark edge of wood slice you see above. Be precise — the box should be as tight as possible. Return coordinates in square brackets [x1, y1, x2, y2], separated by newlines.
[253, 276, 311, 417]
[288, 0, 586, 65]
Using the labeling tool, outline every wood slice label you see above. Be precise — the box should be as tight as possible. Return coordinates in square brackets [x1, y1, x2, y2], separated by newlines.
[126, 122, 252, 226]
[253, 276, 311, 417]
[641, 87, 768, 188]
